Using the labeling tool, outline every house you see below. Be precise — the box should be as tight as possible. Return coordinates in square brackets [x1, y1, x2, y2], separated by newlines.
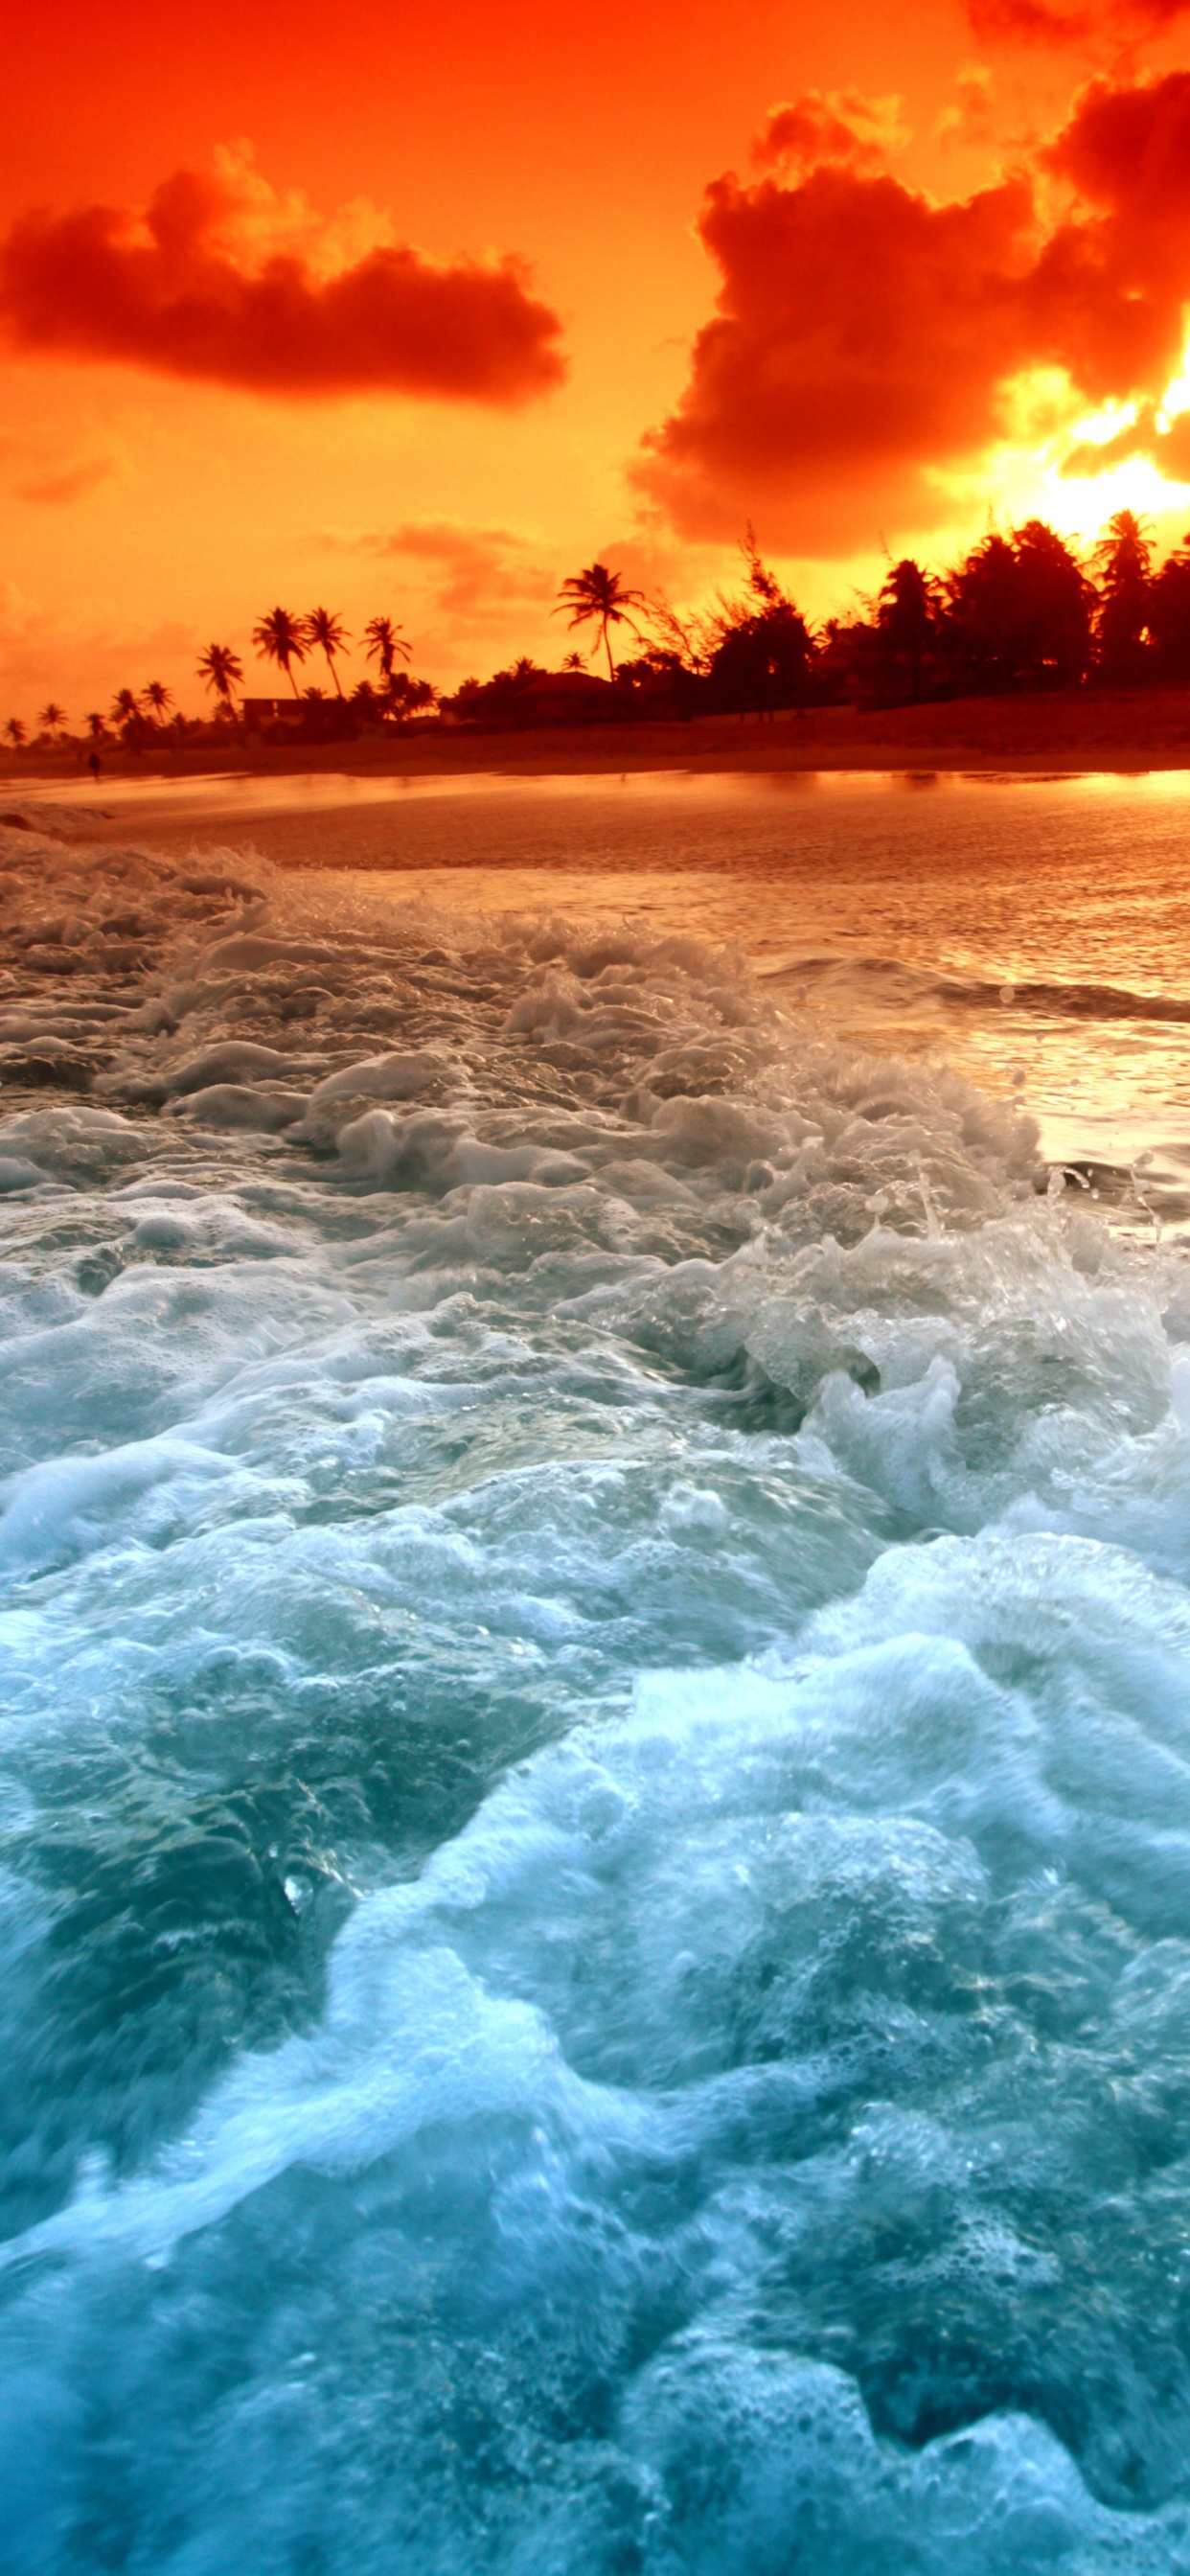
[240, 697, 303, 732]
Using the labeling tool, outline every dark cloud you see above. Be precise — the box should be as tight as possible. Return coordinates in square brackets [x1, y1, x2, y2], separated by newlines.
[1031, 73, 1190, 399]
[752, 91, 905, 174]
[636, 167, 1041, 547]
[637, 73, 1190, 552]
[967, 0, 1189, 45]
[967, 0, 1093, 42]
[0, 165, 565, 404]
[1044, 67, 1190, 230]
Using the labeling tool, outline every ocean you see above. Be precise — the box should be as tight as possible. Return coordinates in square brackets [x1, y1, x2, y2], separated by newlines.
[3, 767, 1190, 2571]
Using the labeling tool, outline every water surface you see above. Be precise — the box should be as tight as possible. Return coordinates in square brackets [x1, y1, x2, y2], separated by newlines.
[32, 762, 1190, 1208]
[3, 777, 1190, 2571]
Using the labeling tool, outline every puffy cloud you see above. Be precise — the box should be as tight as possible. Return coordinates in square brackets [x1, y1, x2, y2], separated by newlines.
[751, 91, 907, 175]
[636, 73, 1190, 552]
[1043, 68, 1190, 229]
[636, 166, 1041, 547]
[0, 156, 565, 405]
[1031, 73, 1190, 400]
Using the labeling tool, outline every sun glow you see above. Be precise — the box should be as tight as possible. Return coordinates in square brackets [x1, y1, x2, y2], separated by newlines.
[1067, 399, 1139, 450]
[1041, 455, 1190, 542]
[955, 348, 1190, 554]
[1156, 349, 1190, 432]
[973, 351, 1190, 551]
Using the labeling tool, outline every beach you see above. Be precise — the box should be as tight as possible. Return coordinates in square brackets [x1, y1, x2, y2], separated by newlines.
[9, 686, 1190, 794]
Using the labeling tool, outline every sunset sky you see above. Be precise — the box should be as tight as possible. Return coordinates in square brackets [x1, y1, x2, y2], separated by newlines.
[5, 0, 1190, 722]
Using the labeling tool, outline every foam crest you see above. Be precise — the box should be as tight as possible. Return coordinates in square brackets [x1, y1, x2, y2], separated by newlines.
[2, 832, 1190, 2568]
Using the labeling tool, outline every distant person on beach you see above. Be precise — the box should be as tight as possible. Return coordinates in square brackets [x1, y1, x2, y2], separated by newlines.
[87, 749, 101, 783]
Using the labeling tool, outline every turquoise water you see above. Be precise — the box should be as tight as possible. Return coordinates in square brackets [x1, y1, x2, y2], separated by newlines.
[5, 781, 1190, 2569]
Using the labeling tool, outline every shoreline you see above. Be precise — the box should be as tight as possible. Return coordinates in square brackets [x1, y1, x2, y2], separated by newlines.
[7, 685, 1190, 790]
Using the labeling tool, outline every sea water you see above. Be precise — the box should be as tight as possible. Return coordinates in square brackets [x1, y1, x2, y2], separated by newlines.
[4, 779, 1190, 2569]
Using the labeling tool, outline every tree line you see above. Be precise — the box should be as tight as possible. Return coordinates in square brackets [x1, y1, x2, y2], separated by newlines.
[7, 511, 1190, 752]
[1, 606, 436, 753]
[457, 514, 1190, 727]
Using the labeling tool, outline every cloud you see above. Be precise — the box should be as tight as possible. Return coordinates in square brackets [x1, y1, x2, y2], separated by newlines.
[1042, 67, 1190, 220]
[635, 72, 1190, 552]
[0, 153, 565, 405]
[966, 0, 1092, 40]
[1059, 397, 1190, 482]
[13, 454, 122, 504]
[347, 521, 558, 618]
[635, 166, 1042, 547]
[966, 0, 1190, 44]
[935, 66, 997, 151]
[315, 520, 560, 652]
[751, 91, 907, 175]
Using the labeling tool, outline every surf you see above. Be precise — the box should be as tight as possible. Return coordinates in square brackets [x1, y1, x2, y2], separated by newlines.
[2, 802, 1190, 2569]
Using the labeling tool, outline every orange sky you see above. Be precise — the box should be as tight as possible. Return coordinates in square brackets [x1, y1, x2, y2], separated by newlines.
[4, 0, 1190, 723]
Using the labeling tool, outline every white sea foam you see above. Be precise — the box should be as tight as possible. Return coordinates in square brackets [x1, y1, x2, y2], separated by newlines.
[1, 822, 1189, 2569]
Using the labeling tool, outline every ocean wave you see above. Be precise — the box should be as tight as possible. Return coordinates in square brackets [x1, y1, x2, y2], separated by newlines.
[769, 949, 1190, 1028]
[1, 819, 1190, 2569]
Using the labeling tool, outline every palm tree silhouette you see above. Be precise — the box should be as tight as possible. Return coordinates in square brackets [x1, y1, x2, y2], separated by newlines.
[1092, 509, 1154, 683]
[197, 644, 244, 719]
[253, 608, 309, 699]
[111, 688, 141, 728]
[144, 680, 174, 725]
[554, 563, 649, 680]
[38, 702, 67, 738]
[364, 615, 412, 696]
[307, 607, 350, 698]
[85, 712, 106, 741]
[877, 559, 941, 701]
[4, 718, 26, 748]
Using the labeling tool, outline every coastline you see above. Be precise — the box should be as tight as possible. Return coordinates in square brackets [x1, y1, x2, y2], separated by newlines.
[7, 684, 1190, 793]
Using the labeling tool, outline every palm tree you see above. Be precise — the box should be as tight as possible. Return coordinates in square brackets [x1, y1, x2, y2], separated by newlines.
[111, 687, 141, 727]
[554, 563, 649, 680]
[363, 614, 411, 691]
[196, 643, 244, 718]
[5, 717, 27, 748]
[876, 559, 942, 701]
[253, 607, 308, 699]
[85, 711, 106, 741]
[38, 702, 67, 738]
[307, 606, 350, 698]
[1092, 509, 1154, 683]
[143, 680, 174, 725]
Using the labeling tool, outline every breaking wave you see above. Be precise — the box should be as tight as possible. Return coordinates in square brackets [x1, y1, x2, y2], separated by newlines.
[3, 810, 1190, 2570]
